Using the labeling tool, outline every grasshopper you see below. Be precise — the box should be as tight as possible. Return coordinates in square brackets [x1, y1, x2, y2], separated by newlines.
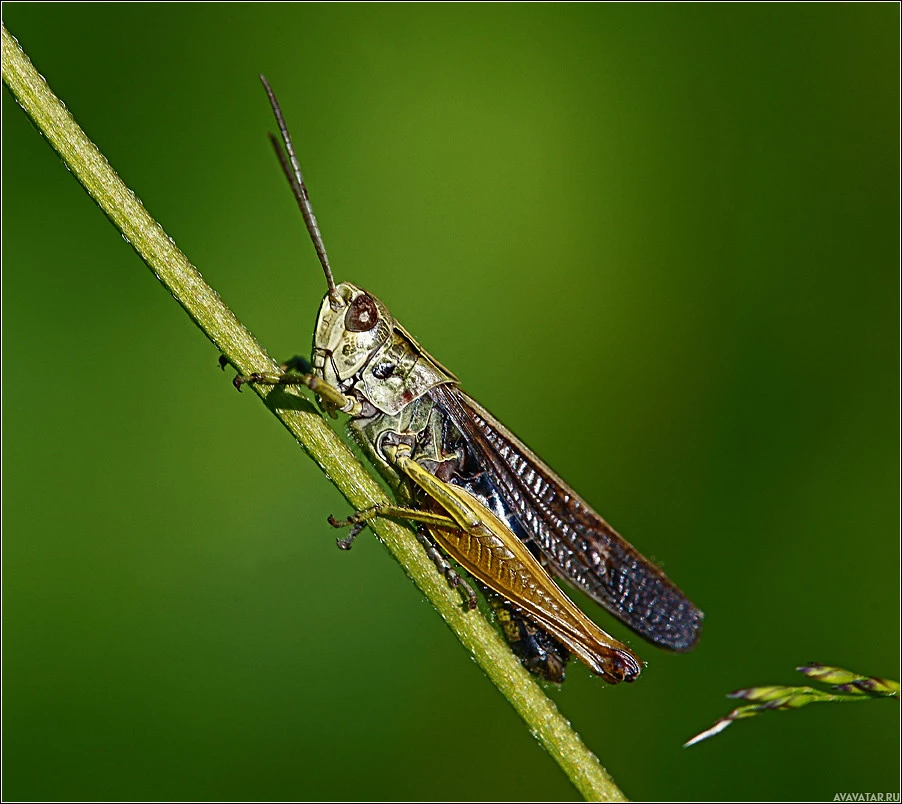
[230, 76, 703, 684]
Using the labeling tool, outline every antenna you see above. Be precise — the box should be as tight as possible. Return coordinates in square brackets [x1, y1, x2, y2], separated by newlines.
[259, 74, 342, 308]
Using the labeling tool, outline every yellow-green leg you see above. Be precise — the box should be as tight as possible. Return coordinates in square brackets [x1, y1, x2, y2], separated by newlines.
[222, 354, 359, 415]
[328, 504, 477, 609]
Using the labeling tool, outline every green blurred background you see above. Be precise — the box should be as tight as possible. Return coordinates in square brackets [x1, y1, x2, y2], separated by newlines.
[3, 4, 898, 801]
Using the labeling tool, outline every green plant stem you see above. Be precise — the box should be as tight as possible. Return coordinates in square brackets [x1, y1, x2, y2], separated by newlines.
[3, 24, 627, 802]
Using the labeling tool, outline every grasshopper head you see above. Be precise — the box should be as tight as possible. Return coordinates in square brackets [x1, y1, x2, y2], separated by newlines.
[311, 282, 394, 385]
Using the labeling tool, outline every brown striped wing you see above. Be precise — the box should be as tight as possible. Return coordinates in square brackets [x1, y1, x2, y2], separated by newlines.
[430, 384, 703, 651]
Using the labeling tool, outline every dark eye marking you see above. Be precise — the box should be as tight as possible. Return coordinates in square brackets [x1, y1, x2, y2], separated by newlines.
[345, 294, 379, 332]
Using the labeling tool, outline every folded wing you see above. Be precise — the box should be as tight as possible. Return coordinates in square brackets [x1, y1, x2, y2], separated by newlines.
[431, 384, 703, 651]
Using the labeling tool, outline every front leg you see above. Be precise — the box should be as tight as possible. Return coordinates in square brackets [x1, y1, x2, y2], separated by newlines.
[222, 354, 360, 416]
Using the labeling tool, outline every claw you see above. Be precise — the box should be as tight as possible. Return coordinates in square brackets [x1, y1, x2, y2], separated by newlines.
[335, 521, 366, 550]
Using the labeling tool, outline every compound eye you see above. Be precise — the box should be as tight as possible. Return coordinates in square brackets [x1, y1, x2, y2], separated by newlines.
[345, 293, 379, 332]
